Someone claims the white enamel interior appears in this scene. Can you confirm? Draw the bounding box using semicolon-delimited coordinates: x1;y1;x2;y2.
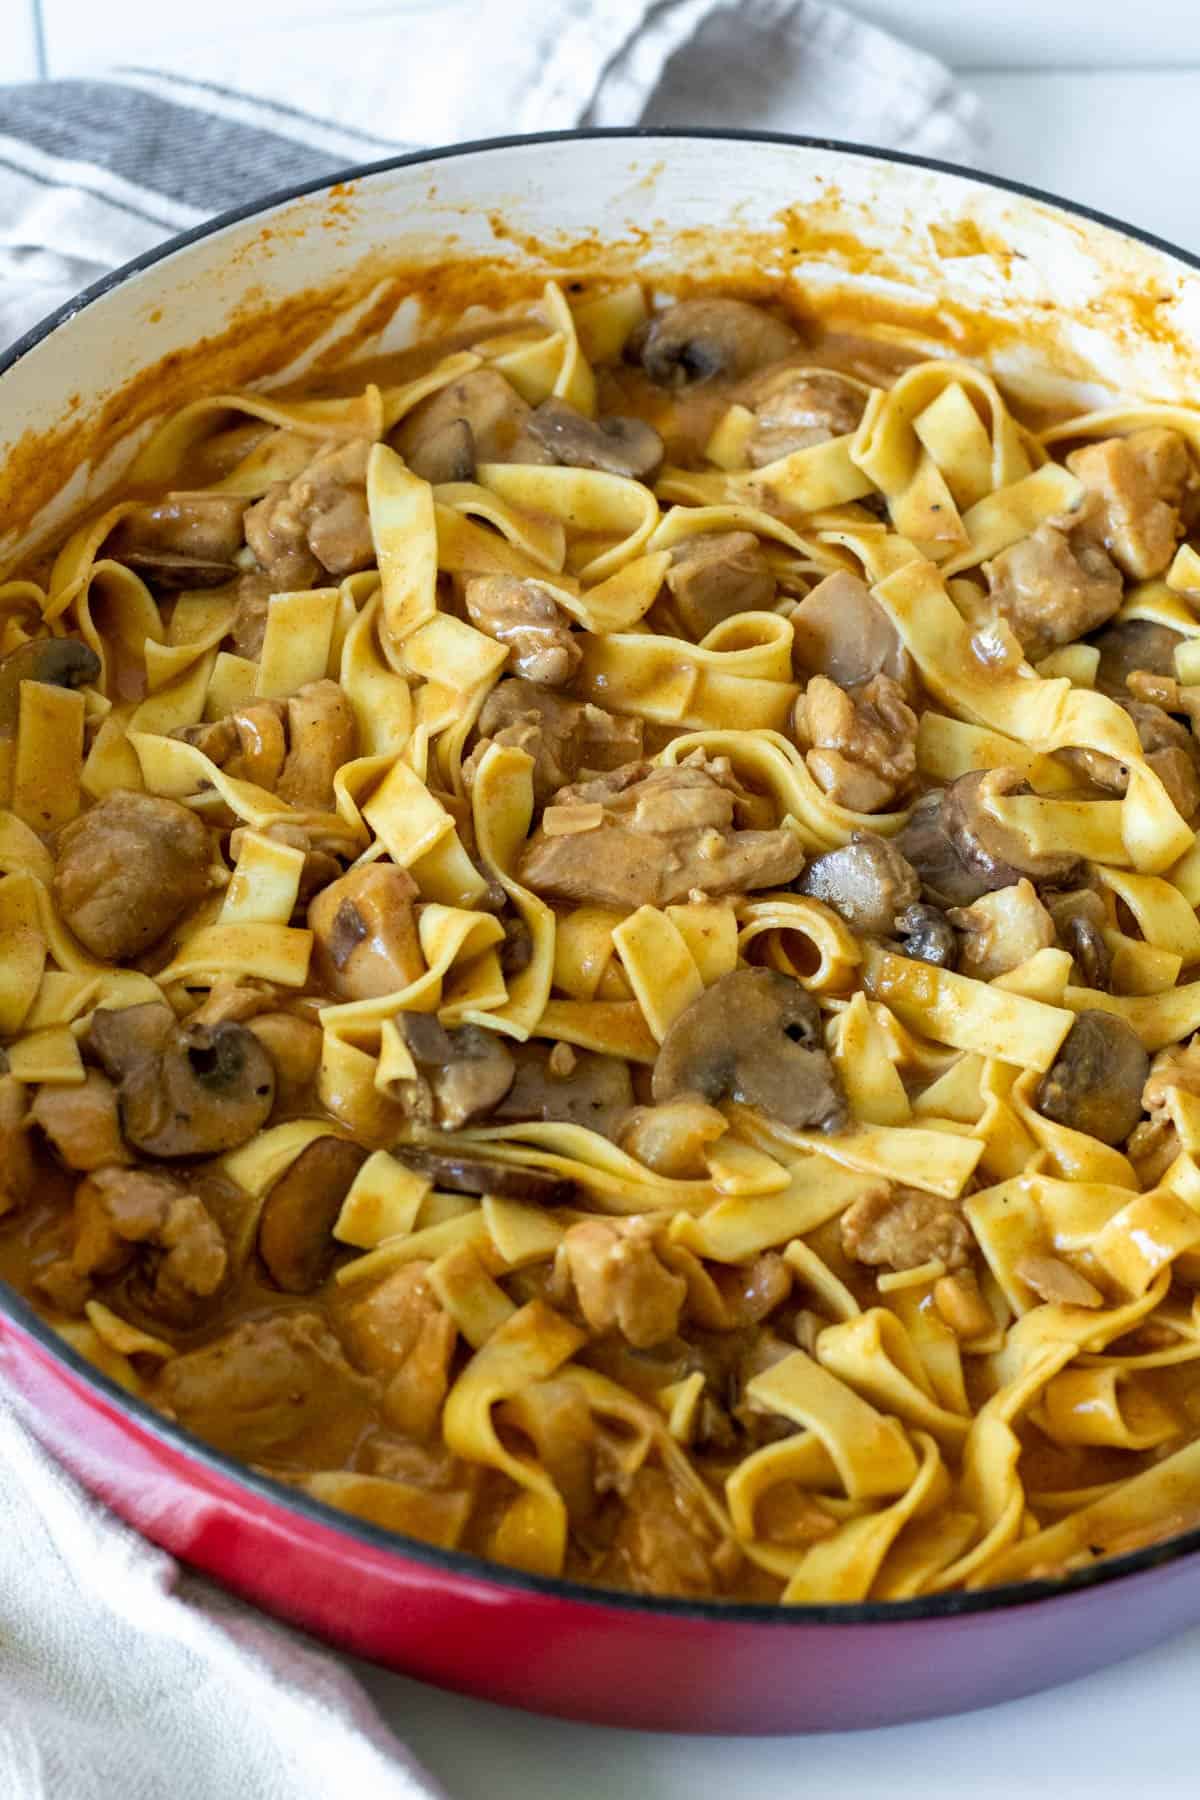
3;134;1200;565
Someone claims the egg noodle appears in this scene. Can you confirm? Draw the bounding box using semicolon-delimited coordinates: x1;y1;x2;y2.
4;276;1200;1602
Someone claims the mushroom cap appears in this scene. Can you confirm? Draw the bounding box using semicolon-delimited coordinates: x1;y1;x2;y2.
1091;618;1183;695
90;1002;276;1158
1036;1010;1149;1146
527;398;663;480
796;834;919;937
944;768;1081;894
652;966;846;1132
257;1136;368;1293
0;635;100;734
637;299;800;387
893;903;959;969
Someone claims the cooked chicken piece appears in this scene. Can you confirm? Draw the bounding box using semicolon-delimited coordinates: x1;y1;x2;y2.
106;492;246;587
1067;428;1194;580
949;878;1056;980
561;1216;687;1349
339;1261;457;1438
983;523;1123;662
154;1312;375;1463
244;438;374;587
394;368;553;470
465;678;643;807
391;1014;515;1130
795;672;917;813
71;1165;227;1319
178;678;357;812
518;758;803;910
1144;1034;1200;1111
53;790;212;961
30;1070;131;1171
663;531;775;639
0;1076;35;1218
463;575;581;686
742;367;867;466
790;571;913;692
1015;1252;1103;1309
608;1467;730;1598
841;1184;972;1273
244;1012;323;1106
495;1044;634;1138
309;862;423;1001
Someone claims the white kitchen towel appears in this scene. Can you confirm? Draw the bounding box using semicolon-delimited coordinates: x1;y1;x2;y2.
0;6;981;1797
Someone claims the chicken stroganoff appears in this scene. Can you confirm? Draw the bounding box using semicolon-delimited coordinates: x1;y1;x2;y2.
6;279;1200;1604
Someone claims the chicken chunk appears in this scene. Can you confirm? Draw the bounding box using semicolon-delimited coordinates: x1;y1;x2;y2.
463;575;581;686
1067;428;1194;581
795;673;917;813
608;1467;728;1598
154;1312;374;1464
743;367;867;466
390;1014;515;1130
841;1183;972;1273
663;531;775;639
0;1076;35;1218
560;1216;686;1349
495;1044;634;1139
518;758;804;910
53;790;212;961
178;678;357;812
30;1070;131;1171
244;438;374;587
339;1261;457;1439
790;571;913;692
71;1165;228;1318
465;678;643;807
1144;1034;1200;1112
949;878;1056;980
984;523;1123;662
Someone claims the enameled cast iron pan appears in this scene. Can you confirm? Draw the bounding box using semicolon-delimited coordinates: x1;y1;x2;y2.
4;132;1200;1734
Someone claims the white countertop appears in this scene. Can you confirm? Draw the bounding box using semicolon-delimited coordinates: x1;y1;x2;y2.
4;5;1200;1795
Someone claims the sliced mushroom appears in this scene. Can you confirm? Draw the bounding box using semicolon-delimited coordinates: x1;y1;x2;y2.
791;571;912;692
495;1045;634;1138
257;1137;368;1292
637;298;799;387
1091;618;1184;695
392;369;553;468
795;834;919;937
897;769;1081;910
308;864;424;1001
1036;1010;1149;1145
663;531;775;639
106;493;246;588
276;680;359;811
53;790;212;962
526;398;663;480
892;903;959;969
652;967;846;1132
0;636;101;735
89;1001;276;1157
1048;891;1112;992
394;1015;515;1131
392;1147;577;1206
743;367;868;466
69;1164;228;1321
406;417;476;485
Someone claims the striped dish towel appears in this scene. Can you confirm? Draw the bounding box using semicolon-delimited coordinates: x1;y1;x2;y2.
0;5;981;1798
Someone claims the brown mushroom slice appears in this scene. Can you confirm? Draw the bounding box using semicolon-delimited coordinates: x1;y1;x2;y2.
392;369;553;468
53;789;212;962
407;417;476;485
392;1148;577;1206
257;1137;368;1293
1091;618;1184;696
652;967;846;1132
395;1015;516;1131
526;398;663;480
118;551;240;589
637;298;800;387
897;770;1080;911
892;903;959;969
790;571;912;691
0;636;101;735
89;1001;276;1158
1036;1011;1149;1146
495;1045;634;1139
308;864;424;1002
795;834;919;937
108;492;247;563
